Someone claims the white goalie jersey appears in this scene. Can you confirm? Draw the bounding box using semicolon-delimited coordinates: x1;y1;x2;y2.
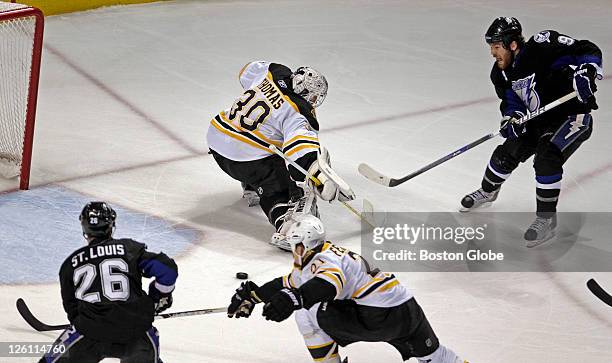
283;242;413;308
207;61;321;162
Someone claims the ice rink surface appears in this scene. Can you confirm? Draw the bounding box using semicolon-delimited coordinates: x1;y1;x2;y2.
1;0;612;361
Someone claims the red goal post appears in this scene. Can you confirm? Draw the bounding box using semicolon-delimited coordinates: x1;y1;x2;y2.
0;2;43;190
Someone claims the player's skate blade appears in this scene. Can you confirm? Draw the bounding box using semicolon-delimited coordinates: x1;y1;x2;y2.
524;215;556;248
459;188;499;212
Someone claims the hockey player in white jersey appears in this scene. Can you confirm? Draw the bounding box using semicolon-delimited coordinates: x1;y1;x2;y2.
207;61;352;250
227;215;467;363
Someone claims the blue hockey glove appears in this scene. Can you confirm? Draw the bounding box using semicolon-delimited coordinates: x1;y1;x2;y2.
500;111;526;139
573;63;599;110
262;288;302;322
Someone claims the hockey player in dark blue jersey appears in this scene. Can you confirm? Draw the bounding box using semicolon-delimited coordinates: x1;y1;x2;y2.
40;202;178;363
461;17;602;247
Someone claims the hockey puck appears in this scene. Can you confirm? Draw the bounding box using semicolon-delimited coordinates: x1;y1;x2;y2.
236;272;248;280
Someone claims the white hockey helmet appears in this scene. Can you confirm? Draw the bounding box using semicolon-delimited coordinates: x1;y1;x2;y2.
286;214;326;263
291;66;328;108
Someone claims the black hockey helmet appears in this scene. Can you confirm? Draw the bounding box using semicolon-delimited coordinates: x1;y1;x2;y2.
80;201;116;241
485;17;524;48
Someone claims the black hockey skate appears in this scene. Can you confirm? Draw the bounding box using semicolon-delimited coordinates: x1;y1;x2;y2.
524;214;557;248
460;188;499;212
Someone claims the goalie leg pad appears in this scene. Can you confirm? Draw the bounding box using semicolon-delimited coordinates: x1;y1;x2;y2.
269;186;319;251
277;185;319;233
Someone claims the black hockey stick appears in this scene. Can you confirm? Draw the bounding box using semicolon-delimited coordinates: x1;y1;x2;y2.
358;92;577;187
16;298;70;331
587;278;612;308
16;298;227;332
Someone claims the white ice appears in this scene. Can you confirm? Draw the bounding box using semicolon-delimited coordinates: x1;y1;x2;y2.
1;0;612;362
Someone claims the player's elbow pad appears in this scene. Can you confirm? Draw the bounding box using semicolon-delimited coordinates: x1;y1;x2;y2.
299;278;337;309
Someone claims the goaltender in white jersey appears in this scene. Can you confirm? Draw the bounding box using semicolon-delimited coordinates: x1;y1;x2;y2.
207;61;320;162
227;215;468;363
206;61;353;250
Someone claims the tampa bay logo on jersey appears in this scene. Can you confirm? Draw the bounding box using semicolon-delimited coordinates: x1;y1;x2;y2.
533;31;551;43
512;73;540;113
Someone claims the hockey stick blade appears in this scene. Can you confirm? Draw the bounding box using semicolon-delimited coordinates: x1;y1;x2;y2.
361;199;378;228
358;163;393;187
16;298;70;332
362;199;387;227
587;278;612;308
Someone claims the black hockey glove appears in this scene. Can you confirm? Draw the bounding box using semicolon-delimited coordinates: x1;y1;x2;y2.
148;281;173;314
500;111;526;139
228;281;261;318
573;63;599;110
262;288;303;322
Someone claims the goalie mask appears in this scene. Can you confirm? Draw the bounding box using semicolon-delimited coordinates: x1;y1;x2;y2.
80;201;116;241
291;66;328;108
286;214;326;266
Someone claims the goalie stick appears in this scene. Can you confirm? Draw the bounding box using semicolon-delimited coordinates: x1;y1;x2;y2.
586;279;612;308
234;114;382;227
269;144;380;228
16;298;226;332
358;92;577;187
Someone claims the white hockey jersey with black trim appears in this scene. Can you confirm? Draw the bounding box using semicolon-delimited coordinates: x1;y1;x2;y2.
207;61;320;162
283;242;413;308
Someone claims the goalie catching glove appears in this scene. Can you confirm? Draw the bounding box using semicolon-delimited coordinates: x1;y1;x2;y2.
307;147;355;202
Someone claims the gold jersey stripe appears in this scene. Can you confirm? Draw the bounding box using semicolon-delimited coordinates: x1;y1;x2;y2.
314;354;339;362
377;279;399;292
351;277;383;299
210;118;273;154
282;274;296;288
238;62;252;81
354;275;396;300
286;143;320;157
283;94;300;113
307;341;334;350
318;267;346;286
283;134;319;146
351;272;394;299
219;111;282;147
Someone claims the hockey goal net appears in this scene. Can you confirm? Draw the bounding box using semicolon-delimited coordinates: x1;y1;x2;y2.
0;2;43;190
